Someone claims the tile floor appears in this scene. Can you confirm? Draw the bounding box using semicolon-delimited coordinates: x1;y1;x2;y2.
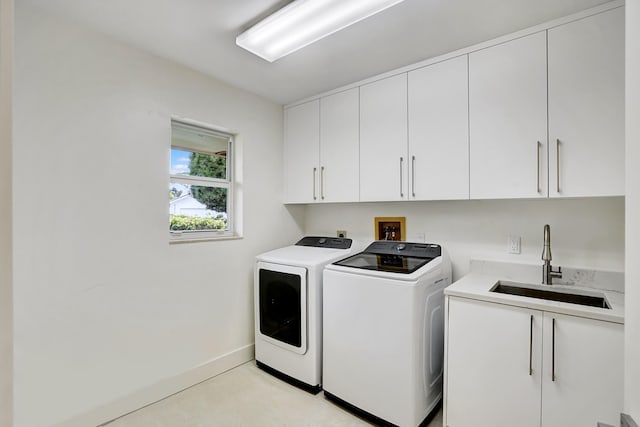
104;361;444;426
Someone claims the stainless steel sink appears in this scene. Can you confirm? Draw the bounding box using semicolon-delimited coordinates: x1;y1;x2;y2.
490;281;610;309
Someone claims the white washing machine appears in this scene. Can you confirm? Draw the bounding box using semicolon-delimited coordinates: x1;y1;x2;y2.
254;236;356;393
322;241;452;426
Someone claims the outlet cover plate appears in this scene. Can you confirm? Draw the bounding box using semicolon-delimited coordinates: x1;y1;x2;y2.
508;235;521;254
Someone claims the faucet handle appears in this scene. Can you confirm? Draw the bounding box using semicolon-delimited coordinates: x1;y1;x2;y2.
542;224;552;261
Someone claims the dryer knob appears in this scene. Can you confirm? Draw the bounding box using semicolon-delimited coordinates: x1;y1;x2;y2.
396;244;406;251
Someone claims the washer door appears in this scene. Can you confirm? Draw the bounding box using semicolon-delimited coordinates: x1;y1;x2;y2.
256;261;307;354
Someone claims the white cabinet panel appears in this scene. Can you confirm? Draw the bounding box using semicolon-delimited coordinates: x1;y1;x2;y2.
469;31;548;199
548;7;625;197
284;7;623;204
541;313;623;427
445;296;624;427
359;74;408;202
320;88;359;202
446;297;542;427
408;55;469;200
284;100;319;203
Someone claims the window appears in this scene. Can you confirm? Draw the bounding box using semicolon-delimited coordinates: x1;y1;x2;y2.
169;119;234;241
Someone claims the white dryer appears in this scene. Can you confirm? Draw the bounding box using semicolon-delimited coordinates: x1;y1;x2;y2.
322;241;452;426
254;236;355;393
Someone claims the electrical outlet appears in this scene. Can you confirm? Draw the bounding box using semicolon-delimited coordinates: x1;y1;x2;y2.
508;235;521;254
337;230;347;238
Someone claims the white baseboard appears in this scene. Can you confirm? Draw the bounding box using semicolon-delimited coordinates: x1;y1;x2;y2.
56;344;255;427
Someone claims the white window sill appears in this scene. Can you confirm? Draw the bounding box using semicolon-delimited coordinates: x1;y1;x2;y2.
169;234;243;244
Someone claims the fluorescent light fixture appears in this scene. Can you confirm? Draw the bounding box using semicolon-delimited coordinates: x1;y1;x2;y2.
236;0;407;62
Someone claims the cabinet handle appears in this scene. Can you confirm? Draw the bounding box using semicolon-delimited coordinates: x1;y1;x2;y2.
556;139;561;194
552;317;556;381
400;157;404;198
313;167;317;200
529;315;534;376
320;166;325;200
411;155;416;198
536;141;541;194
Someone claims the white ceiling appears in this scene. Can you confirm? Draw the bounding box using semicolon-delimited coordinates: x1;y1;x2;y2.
22;0;610;105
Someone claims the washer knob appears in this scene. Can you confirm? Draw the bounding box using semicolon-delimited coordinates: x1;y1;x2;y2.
396;243;406;251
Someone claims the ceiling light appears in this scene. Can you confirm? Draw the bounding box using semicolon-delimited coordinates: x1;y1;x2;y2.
236;0;407;62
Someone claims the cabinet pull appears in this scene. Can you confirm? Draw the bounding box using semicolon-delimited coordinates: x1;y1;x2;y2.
400;157;404;198
529;315;534;376
411;155;416;198
320;166;325;200
313;167;317;200
556;139;561;194
552;317;556;381
536;141;541;193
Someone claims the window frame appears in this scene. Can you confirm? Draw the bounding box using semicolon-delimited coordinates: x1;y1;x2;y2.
169;118;236;242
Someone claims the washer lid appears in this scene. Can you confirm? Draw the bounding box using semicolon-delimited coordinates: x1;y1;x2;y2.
331;242;441;274
257;244;353;266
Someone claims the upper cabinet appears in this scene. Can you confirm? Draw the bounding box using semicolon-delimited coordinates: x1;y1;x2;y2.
283;4;625;204
284;89;360;203
408;55;469;200
548;7;625;197
360;57;470;202
469;32;548;199
360;74;408;202
284;100;319;203
319;88;360;203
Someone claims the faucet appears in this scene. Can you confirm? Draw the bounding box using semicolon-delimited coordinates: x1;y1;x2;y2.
542;224;562;285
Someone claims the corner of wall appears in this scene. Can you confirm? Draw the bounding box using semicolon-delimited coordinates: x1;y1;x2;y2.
0;0;14;425
625;0;640;420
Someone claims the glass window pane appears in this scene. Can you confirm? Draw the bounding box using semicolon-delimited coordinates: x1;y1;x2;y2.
169;182;228;231
170;149;227;179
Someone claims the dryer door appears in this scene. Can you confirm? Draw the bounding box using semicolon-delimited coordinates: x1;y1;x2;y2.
256;261;308;354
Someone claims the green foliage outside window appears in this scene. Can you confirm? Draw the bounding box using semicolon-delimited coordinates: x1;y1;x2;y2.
170;214;227;231
189;152;227;212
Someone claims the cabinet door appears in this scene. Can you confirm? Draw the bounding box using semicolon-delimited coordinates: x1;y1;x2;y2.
541;313;623;427
284;100;320;203
445;297;542;427
360;73;408;202
320;88;359;202
469;32;548;199
548;8;624;197
408;55;469;200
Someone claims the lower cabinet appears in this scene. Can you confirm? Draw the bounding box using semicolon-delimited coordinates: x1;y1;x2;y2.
445;296;623;427
540;312;624;427
445;298;542;427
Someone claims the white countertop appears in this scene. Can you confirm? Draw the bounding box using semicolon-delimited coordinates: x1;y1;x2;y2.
444;260;624;324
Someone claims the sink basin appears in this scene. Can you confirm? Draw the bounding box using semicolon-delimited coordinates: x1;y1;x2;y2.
490;281;610;309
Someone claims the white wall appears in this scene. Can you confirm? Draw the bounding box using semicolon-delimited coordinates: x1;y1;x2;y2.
625;0;640;420
305;198;624;281
0;0;13;425
13;5;304;426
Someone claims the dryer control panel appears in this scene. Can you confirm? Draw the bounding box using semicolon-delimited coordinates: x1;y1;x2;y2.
295;236;352;249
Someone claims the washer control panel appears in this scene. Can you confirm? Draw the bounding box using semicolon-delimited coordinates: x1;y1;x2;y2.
365;241;441;258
